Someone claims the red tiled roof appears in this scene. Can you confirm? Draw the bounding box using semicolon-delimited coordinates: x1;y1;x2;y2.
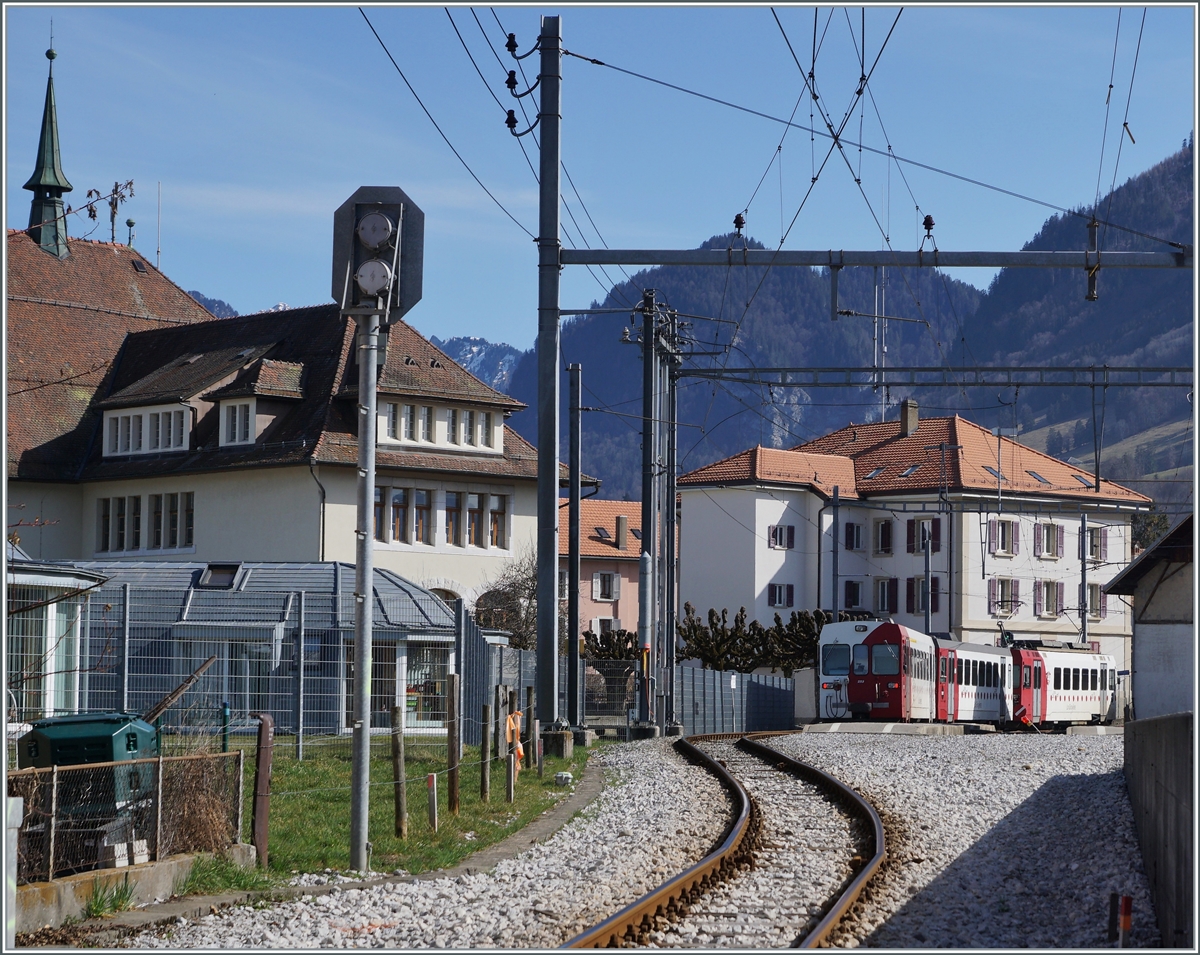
678;445;858;499
789;415;1149;504
206;359;305;400
7;231;218;480
557;499;645;558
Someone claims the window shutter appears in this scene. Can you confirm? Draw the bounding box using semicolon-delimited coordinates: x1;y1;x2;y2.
1056;524;1064;557
613;618;622;631
1056;581;1065;617
987;578;997;614
787;525;795;549
1011;521;1020;555
592;573;601;601
907;519;916;553
767;584;776;606
1079;531;1085;560
590;618;600;634
988;519;997;554
931;517;942;553
612;574;621;600
767;525;776;549
887;578;899;614
1100;527;1108;560
1011;579;1020;614
844;580;854;608
906;578;915;614
786;584;794;608
1033;523;1042;557
1033;580;1043;616
930;576;940;614
845;523;855;550
1100;593;1108;619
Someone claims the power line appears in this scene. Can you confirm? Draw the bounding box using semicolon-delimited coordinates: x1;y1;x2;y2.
358;7;534;239
1093;9;1123;214
1100;7;1148;254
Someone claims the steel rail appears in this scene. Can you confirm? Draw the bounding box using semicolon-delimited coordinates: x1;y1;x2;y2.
562;730;885;949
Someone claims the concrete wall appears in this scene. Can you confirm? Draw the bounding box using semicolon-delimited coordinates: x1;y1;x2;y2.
1124;712;1193;949
6;482;84;559
1132;623;1194;721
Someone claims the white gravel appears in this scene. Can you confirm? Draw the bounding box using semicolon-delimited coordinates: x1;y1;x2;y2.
124;739;731;949
645;740;860;948
769;731;1159;948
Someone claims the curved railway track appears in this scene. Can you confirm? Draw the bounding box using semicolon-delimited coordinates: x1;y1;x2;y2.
564;731;885;949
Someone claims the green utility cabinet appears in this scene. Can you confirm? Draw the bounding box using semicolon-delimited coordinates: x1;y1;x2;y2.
18;713;158;769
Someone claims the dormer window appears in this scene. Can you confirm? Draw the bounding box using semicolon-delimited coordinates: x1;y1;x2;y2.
448;408;460;445
481;412;493;448
103;406;187;456
221;399;254;446
464;410;476;446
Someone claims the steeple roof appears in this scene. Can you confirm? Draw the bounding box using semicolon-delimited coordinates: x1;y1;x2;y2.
23;49;73;194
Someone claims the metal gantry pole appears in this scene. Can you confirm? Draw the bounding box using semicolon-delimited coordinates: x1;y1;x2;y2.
350;305;380;874
664;339;679;728
923;527;933;636
568;363;582;727
638;290;657;724
535;15;562;727
1080;512;1089;648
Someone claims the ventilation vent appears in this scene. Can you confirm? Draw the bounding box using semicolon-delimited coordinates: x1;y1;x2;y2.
196;563;241;589
404;356;417;366
430;358;442;368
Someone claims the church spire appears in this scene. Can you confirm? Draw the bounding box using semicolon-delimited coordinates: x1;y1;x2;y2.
24;47;73;259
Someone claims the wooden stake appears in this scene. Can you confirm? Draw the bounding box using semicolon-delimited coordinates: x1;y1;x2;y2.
447;674;460;815
480;703;491;802
535;721;543;777
427;773;438;833
524;686;535;769
506;753;515;803
250;714;274;870
391;705;407;839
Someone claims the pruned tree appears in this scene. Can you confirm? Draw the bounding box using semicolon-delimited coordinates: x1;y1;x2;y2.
582;628;639;661
474;548;538;650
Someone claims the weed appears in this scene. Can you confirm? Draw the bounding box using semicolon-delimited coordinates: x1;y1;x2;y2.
177;855;274;897
83;874;134;919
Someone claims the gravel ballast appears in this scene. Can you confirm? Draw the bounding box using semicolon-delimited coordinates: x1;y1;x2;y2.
769;731;1158;948
124;739;731;949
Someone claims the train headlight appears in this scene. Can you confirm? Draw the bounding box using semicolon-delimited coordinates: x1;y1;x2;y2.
887;682;899;689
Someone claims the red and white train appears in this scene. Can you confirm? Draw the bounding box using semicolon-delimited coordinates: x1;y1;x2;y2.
818;619;1117;729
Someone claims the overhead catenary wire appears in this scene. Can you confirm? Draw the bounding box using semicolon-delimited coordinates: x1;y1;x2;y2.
1099;7;1148;254
1093;9;1123;215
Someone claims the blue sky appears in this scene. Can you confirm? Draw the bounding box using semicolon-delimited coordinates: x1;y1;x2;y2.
5;5;1195;350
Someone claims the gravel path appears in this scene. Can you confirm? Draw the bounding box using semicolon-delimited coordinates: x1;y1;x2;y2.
645;740;862;948
125;739;731;950
769;732;1158;948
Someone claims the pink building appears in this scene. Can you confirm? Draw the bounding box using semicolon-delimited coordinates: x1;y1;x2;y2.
558;499;643;637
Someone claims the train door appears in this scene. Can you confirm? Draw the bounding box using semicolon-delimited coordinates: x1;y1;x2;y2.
1032;659;1043;722
936;649;950;721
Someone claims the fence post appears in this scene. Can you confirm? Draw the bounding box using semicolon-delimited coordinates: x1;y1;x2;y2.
250;714;274;869
493;684;504;760
6;797;22;950
47;766;58;881
154;754;164;861
480;703;491;802
296;591;305;761
506;752;515;803
447;674;460;816
121;582;131;713
222;701;230;754
534;720;543;777
235;749;245;843
391;705;407;839
427;774;438;833
524;686;535;770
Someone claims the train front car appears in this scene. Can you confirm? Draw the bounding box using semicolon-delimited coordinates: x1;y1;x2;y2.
1013;646;1118;729
845;623;937;721
818;620;886;720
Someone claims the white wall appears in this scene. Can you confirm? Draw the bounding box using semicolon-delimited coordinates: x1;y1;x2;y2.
1132;623;1194;719
6;482;84;559
679;487;758;620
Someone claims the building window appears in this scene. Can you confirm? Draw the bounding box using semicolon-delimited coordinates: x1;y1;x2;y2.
558;569;568;601
767;583;794;608
1034;579;1063;617
1084;526;1108;562
391;488;409;543
843;579;864;609
421;406;434;441
594;572;617;601
490;496;507;548
167;493;180;548
876;578;898;613
114;497;127;551
1035;522;1063;559
182;492;194;547
120;415;131;452
905;576;941;614
987;518;1019;556
97;499;111;552
1085;582;1108;619
464;410;475;446
873;520;893;555
150;495;163;549
224;402;252;444
414;490;432;544
445;492;462;546
374;487;386;541
467;494;485;547
132;415;143;451
767;524;794;549
907;517;942;553
448;408;459;445
108;417;119;453
843;522;863;551
403;405;417;441
129;496;141;550
481;412;493;448
988;577;1018;616
385;403;399;439
149;413;160;449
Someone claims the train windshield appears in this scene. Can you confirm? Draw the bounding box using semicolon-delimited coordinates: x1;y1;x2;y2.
822;644;850;676
871;644;901;675
852;644;869;675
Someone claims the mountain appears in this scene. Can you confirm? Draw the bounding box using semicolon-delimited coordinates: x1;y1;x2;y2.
430;335;522;393
499;141;1192;504
187;291;239;318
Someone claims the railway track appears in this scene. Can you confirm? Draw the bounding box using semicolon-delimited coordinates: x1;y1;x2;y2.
564;732;885;949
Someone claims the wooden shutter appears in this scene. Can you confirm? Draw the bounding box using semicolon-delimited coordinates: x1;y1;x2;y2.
767;525;777;549
930;576;940;613
589;618;600;634
1100;592;1108;618
931;518;942;553
591;573;601;601
612;574;621;600
613;618;622;630
767;584;777;606
1011;521;1020;555
786;525;795;549
1011;579;1020;614
987;578;997;614
1100;527;1109;560
887;578;899;614
988;519;998;554
844;580;855;609
1033;580;1043;616
1056;524;1064;557
1056;581;1065;617
845;523;855;550
1033;523;1042;557
907;519;916;553
786;584;794;608
906;578;915;614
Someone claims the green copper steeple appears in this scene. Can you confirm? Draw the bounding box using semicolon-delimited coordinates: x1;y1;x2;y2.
24;48;73;259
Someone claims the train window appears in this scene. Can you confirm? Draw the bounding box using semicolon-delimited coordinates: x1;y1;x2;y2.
1053;667;1061;690
1000;664;1005;688
1022;665;1031;688
972;659;979;686
1091;669;1098;691
1071;668;1080;691
956;659;962;684
1110;670;1116;691
1101;668;1107;691
939;657;947;684
872;644;901;675
852;644;869;675
1034;664;1042;689
823;644;851;676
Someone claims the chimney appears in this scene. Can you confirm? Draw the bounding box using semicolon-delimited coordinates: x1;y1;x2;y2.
900;398;919;437
615;514;628;551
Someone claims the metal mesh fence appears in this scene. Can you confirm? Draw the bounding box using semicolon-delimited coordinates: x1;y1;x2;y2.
6;751;241;884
